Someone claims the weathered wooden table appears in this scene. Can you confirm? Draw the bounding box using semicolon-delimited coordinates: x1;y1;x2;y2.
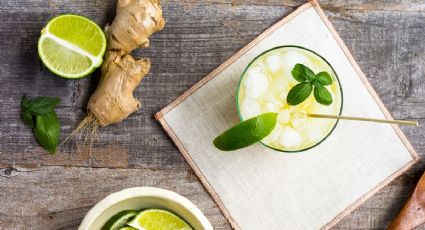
1;0;425;229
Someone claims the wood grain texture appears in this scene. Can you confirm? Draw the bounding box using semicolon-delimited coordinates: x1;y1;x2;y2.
0;166;229;229
0;0;424;229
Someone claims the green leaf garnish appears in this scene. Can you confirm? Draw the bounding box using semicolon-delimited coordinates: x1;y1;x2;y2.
286;63;334;106
314;85;333;105
21;110;34;128
27;96;60;115
33;111;60;154
315;72;333;85
21;95;61;154
287;82;313;105
291;64;307;82
291;63;315;82
21;96;35;127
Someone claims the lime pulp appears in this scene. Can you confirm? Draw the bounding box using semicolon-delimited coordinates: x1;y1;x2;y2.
127;209;193;230
38;14;106;79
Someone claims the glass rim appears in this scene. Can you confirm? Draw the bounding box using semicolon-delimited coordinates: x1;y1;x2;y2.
236;45;344;153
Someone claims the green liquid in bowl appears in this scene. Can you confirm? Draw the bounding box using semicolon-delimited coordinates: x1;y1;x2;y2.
237;46;343;152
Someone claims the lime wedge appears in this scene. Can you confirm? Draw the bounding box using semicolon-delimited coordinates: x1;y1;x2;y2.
38;14;106;79
102;210;139;230
127;209;192;230
118;227;137;230
214;112;277;151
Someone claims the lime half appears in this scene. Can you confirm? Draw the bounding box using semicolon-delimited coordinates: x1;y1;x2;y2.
213;112;277;151
102;210;139;230
38;14;106;79
127;209;193;230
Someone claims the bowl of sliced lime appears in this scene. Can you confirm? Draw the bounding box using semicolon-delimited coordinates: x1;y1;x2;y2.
79;187;213;230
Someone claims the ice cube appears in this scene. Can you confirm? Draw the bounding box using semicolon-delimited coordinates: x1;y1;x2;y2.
270;73;289;98
278;127;302;148
263;102;280;112
304;119;326;143
244;73;270;99
304;119;328;143
292;118;306;131
265;54;281;73
282;51;309;85
282;51;309;69
278;90;289;102
264;124;284;144
290;110;307;131
260;92;283;112
241;98;261;119
262;92;279;103
248;64;264;75
277;109;290;124
308;97;334;114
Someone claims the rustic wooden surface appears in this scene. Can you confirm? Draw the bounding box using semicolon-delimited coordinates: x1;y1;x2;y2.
1;0;425;229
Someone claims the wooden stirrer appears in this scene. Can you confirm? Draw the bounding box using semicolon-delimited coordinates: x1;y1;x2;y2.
307;113;418;126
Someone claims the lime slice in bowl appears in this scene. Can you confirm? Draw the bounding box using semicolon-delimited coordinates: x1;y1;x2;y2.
38;14;106;79
127;209;193;230
101;210;139;230
213;112;277;151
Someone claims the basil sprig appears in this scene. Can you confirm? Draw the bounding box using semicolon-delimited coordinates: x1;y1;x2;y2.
286;63;333;106
21;96;61;154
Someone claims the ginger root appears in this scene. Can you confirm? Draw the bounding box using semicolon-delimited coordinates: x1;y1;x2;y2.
83;0;165;127
88;52;150;126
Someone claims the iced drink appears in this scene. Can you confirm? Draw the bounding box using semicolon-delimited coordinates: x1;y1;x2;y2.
237;46;342;152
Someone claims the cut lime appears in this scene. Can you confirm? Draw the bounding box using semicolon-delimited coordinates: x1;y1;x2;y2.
38;14;106;79
127;209;193;230
214;112;277;151
102;210;139;230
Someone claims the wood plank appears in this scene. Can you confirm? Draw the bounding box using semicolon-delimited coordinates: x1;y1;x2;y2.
0;166;230;229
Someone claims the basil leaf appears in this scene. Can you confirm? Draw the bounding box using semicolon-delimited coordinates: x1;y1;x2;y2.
29;96;60;115
291;63;316;82
33;111;60;154
311;79;322;88
21;95;62;154
21;95;30;110
22;110;35;128
286;82;313;105
291;64;307;82
314;85;333;105
316;72;333;85
21;96;34;127
304;66;316;81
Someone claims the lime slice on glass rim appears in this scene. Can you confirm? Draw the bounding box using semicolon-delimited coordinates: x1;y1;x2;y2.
101;210;139;230
213;112;277;151
127;209;193;230
38;14;106;79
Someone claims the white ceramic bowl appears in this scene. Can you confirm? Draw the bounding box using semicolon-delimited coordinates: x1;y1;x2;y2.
79;187;213;230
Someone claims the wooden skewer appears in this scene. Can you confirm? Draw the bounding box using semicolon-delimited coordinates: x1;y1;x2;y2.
307;113;418;126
